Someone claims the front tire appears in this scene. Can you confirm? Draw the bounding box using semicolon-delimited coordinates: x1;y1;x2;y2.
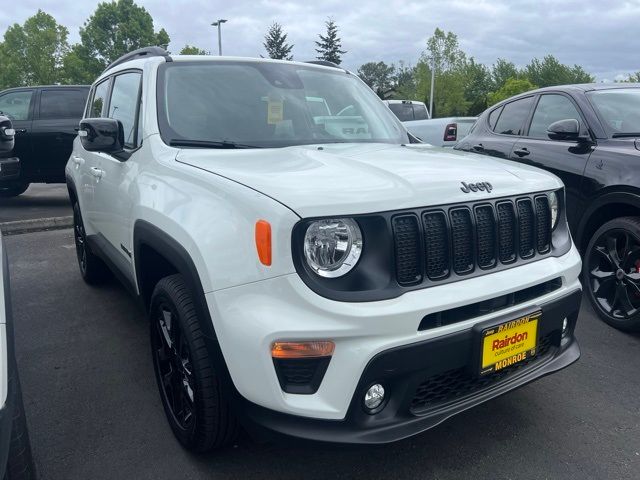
72;202;109;284
0;183;29;198
583;216;640;331
150;274;238;452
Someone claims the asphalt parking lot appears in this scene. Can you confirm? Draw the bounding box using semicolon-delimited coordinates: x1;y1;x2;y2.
0;184;71;223
4;228;640;480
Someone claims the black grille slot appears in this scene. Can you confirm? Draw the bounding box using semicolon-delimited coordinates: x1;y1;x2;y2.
450;208;474;274
410;335;554;413
423;212;449;280
273;357;331;394
393;215;422;285
496;202;516;263
535;196;552;253
517;199;535;258
475;205;497;269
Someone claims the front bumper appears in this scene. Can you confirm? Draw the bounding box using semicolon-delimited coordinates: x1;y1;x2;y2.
0;158;20;181
238;288;581;444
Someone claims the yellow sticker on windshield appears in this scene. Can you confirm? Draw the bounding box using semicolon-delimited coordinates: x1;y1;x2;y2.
267;99;284;124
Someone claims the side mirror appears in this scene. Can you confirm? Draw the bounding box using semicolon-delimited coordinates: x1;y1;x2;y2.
79;118;125;156
0;115;15;154
547;118;580;141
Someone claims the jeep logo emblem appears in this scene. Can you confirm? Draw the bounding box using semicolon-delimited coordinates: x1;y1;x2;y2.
460;181;493;193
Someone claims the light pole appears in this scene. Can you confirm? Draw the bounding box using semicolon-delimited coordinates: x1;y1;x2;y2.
428;56;435;119
211;19;227;56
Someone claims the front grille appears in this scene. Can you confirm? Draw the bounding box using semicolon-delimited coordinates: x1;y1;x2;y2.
410;335;553;413
393;195;553;287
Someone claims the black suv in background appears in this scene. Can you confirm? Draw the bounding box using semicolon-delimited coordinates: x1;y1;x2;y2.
456;83;640;332
0;85;89;197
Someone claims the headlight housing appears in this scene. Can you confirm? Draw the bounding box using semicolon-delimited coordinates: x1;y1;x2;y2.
303;218;363;277
548;190;560;230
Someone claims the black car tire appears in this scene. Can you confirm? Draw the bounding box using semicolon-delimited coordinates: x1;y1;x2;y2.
3;377;36;480
583;216;640;331
150;274;238;452
72;202;109;285
0;183;29;198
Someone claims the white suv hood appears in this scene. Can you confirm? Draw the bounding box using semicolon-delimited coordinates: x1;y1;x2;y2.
176;143;562;218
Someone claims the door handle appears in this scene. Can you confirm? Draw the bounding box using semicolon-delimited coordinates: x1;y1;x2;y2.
472;143;484;152
89;167;104;178
14;128;27;134
72;156;85;166
513;148;530;157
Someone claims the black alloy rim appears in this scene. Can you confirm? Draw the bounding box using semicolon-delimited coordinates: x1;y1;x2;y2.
73;207;87;273
152;302;196;431
588;228;640;320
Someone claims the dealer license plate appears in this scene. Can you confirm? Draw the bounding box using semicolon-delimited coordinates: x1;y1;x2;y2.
480;311;540;376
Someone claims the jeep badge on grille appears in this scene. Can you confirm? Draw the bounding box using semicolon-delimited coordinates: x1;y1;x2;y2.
461;181;493;193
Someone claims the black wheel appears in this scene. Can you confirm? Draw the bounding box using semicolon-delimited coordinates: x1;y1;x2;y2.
73;202;109;284
583;216;640;331
0;183;29;198
150;274;238;452
3;376;36;480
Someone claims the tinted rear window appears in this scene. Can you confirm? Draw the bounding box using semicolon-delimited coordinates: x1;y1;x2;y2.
39;89;88;120
494;97;534;135
413;104;428;120
388;103;414;122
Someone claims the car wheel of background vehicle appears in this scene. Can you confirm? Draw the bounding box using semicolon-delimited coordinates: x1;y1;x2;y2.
0;183;29;198
583;216;640;331
3;377;36;480
72;202;109;284
150;274;238;452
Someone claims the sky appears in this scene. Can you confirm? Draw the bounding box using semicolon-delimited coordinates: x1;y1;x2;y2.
2;0;639;82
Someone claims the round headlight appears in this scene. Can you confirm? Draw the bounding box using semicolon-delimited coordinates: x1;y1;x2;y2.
303;218;363;278
548;191;559;230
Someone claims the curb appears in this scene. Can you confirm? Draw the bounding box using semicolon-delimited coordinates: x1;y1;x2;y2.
0;216;73;235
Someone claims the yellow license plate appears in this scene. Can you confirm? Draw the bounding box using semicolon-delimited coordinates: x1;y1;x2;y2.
480;311;540;376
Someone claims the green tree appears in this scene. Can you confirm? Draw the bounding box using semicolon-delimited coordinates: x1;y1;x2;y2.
617;72;640;83
487;77;538;106
393;62;417;99
263;22;293;60
179;45;208;55
315;19;346;65
462;58;492;115
0;10;69;89
524;55;594;87
424;28;466;72
66;0;170;83
491;58;520;89
357;61;396;98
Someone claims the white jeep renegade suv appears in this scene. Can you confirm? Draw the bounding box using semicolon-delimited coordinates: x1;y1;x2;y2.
66;47;583;451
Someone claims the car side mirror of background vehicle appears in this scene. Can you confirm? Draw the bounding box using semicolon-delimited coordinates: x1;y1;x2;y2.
0;115;15;154
546;118;582;141
78;118;130;161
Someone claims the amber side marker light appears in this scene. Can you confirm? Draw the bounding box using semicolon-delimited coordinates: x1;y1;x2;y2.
271;341;335;359
255;220;272;266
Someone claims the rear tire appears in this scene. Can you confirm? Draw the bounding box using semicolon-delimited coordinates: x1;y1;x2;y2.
73;202;109;285
150;274;238;452
583;216;640;331
0;183;29;198
3;377;36;480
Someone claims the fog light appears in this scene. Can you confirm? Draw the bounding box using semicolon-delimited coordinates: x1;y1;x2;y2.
562;317;569;337
364;384;385;411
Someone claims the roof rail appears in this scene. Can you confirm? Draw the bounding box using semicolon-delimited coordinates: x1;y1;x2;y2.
104;46;172;74
305;60;341;69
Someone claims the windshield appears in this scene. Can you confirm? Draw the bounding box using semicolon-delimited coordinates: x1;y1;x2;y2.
157;61;408;148
587;88;640;136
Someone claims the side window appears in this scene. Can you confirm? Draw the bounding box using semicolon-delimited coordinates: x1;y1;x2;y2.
388;103;414;122
0;90;33;121
413;105;428;120
107;71;142;149
88;80;110;118
528;94;581;139
493;97;534;136
488;106;503;130
39;89;89;120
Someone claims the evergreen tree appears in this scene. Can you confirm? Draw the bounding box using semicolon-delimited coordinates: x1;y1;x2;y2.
315;19;346;65
263;22;293;60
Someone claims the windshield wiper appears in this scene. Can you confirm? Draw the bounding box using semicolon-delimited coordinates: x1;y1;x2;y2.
169;139;262;149
611;133;640;138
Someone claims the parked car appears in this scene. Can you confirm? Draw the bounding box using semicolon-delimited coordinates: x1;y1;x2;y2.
0;85;89;197
0;116;36;479
67;47;582;452
455;83;640;331
383;100;430;121
405;117;477;147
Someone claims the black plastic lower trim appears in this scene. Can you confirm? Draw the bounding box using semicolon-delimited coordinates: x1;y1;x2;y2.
238;288;582;444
